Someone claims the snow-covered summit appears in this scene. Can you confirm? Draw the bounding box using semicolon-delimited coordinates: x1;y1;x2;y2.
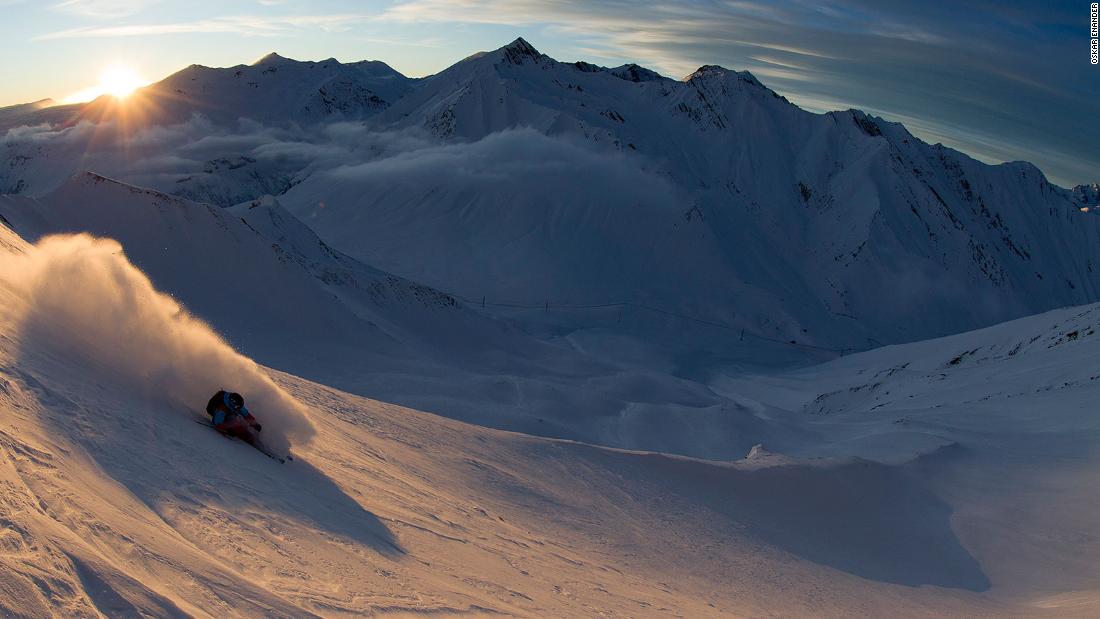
252;51;293;66
498;36;544;65
607;63;665;83
20;54;413;129
684;64;765;88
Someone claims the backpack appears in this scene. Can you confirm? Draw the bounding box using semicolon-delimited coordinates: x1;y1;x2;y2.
205;390;227;419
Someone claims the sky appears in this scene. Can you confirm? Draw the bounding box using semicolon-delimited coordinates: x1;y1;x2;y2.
0;0;1096;188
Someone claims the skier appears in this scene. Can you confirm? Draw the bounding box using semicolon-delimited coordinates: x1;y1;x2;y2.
205;390;263;445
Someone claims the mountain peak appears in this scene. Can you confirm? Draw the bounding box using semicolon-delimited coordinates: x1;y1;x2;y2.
685;65;731;81
503;37;538;54
499;37;542;64
254;52;291;66
609;63;665;83
684;65;763;88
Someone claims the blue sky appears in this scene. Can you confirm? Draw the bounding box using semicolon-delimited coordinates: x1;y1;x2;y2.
0;0;1096;187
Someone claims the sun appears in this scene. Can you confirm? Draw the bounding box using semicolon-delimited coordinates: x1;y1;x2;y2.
98;65;146;99
63;64;150;103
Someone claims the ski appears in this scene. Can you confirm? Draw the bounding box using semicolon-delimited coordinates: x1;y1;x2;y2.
194;419;289;463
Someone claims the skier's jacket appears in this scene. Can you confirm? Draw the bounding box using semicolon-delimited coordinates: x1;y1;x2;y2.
205;390;256;427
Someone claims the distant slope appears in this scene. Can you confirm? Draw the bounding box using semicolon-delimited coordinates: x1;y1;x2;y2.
0;173;402;361
0;98;55;125
0;174;790;460
708;301;1100;611
717;300;1100;461
0;172;551;402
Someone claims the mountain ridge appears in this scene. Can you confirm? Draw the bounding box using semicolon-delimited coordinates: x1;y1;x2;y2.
281;38;1100;347
3;38;1099;350
3;37;1093;190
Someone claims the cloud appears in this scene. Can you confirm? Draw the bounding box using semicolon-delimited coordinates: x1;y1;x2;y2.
0;121;96;144
51;0;161;19
326;127;661;188
303;127;687;302
0;233;315;452
35;12;373;40
0;116;439;202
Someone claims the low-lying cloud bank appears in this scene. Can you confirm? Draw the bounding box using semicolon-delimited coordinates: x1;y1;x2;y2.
0;115;671;211
0;117;439;202
0;233;315;452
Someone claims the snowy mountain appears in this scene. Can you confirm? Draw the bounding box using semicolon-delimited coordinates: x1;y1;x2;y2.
3;39;1097;350
3;36;1100;617
282;38;1100;348
19;53;412;130
0;54;412;204
0;98;54;125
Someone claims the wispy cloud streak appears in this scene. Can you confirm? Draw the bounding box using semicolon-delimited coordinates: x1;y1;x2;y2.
36;13;373;41
51;0;162;19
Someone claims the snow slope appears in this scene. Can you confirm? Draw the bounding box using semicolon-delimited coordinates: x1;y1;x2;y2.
710;302;1100;613
0;99;54;126
2;212;1100;616
0;173;403;363
1;174;819;461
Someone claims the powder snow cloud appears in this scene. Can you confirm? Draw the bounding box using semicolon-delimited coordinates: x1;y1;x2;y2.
0;233;316;452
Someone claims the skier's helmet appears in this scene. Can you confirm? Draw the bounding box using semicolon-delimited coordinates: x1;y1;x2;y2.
227;392;244;411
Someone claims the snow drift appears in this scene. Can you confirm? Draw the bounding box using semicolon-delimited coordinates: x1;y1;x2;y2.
0;233;314;452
